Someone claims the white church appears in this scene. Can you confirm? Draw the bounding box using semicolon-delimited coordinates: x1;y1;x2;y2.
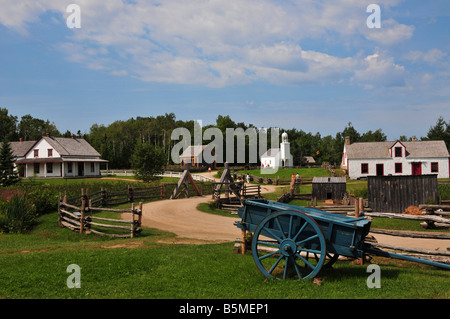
260;132;293;169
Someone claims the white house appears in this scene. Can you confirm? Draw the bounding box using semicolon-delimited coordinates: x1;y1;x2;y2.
261;132;293;169
341;137;450;179
9;134;108;178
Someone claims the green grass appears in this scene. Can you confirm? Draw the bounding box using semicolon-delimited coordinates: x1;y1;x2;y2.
236;167;331;179
0;182;449;299
0;211;448;299
196;202;237;218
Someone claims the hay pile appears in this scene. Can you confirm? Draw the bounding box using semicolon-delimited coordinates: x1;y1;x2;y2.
402;205;424;215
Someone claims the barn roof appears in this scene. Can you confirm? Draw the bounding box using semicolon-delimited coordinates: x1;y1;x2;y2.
180;145;209;158
346;140;449;159
312;177;346;183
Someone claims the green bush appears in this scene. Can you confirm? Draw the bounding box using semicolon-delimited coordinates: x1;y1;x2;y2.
438;184;450;201
0;195;37;233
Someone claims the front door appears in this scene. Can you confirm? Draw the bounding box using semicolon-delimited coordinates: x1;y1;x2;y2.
412;162;422;175
78;163;84;176
376;164;384;176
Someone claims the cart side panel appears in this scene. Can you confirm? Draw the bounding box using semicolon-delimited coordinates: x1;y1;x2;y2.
315;219;372;258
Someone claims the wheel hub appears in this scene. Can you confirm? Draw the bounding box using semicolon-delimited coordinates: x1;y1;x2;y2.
280;239;297;257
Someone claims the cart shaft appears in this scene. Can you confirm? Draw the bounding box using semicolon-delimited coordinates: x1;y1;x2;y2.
364;245;450;270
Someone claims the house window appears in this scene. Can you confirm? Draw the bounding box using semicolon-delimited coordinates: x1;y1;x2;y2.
395;163;402;173
34;163;40;174
48;149;53;157
34;149;39;157
91;163;95;173
431;162;439;173
47;163;53;174
68;162;73;173
361;163;369;174
395;147;402;157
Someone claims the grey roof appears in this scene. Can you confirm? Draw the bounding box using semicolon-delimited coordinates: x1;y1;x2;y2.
261;148;280;157
180;145;209;158
346;140;449;159
2;136;102;158
0;140;36;157
42;136;101;157
312;177;346;183
303;156;316;163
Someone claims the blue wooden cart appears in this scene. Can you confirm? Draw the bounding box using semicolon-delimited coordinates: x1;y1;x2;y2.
236;199;450;280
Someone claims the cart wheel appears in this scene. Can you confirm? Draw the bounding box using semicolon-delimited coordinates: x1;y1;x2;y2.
252;210;327;280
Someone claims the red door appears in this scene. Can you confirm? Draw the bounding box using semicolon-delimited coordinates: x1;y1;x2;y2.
412;162;422;175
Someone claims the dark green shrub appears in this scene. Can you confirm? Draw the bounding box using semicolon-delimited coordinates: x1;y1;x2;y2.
0;195;37;233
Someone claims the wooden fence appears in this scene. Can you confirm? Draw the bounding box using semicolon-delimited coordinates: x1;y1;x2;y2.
231;173;313;185
58;181;213;237
58;192;142;238
212;182;261;200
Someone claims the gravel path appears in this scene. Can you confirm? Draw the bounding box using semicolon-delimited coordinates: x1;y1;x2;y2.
140;171;450;251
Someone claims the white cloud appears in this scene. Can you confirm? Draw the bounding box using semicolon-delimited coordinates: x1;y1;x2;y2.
363;19;414;45
0;0;417;88
353;52;406;88
404;49;448;64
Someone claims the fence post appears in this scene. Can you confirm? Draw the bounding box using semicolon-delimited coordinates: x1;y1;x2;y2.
58;192;62;227
131;203;135;238
138;202;143;227
80;195;86;234
355;198;360;218
128;185;134;203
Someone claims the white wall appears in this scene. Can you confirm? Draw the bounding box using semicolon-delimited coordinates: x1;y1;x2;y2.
63;162;100;177
25;162;100;178
348;157;449;179
25;139;60;159
25;162;62;178
261;155;277;168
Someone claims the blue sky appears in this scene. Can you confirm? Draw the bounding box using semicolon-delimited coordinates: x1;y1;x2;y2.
0;0;449;140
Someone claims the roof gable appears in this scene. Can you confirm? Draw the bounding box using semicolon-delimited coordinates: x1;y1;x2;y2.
45;137;101;157
261;148;280;158
180;145;209;158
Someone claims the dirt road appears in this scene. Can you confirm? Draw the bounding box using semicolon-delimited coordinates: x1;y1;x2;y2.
140;171;450;251
140;179;280;243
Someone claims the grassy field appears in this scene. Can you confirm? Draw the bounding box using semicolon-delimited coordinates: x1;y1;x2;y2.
236;167;331;179
0;175;449;300
0;210;449;299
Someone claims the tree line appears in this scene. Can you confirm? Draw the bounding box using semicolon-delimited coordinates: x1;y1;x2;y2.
0;107;449;170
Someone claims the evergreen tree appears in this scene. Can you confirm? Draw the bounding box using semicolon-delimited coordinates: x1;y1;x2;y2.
0;140;20;186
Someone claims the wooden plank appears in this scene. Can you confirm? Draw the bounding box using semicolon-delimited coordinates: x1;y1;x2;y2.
370;228;450;239
89;216;133;224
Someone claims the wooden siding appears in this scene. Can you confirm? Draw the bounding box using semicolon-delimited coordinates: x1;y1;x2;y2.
368;175;439;213
312;178;347;201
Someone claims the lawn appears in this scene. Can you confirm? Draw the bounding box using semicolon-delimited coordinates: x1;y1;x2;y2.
0;178;449;300
236;167;331;179
0;211;448;300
